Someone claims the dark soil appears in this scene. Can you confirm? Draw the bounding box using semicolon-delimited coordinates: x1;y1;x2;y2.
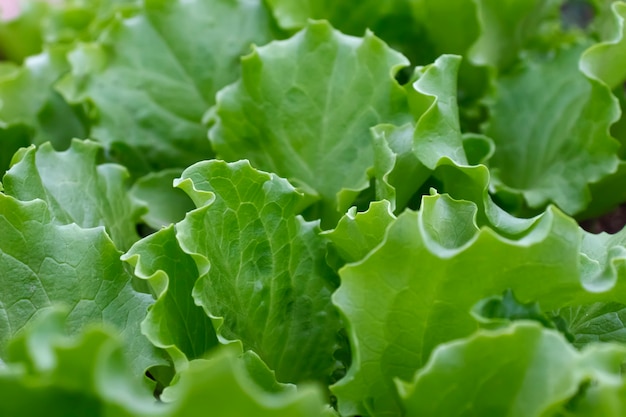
580;204;626;234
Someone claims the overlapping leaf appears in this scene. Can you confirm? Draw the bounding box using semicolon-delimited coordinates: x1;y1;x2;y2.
58;0;277;171
264;0;480;66
0;309;332;417
3;139;143;250
0;309;158;417
122;225;217;370
399;322;626;417
581;2;626;89
175;160;343;384
470;0;564;69
210;20;411;226
0;45;87;149
485;44;620;216
0;193;159;374
130;169;194;229
331;193;626;416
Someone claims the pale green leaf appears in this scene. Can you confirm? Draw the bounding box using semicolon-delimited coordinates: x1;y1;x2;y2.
3;139;144;250
210;20;411;226
399;322;626;417
57;0;277;171
331;193;626;416
324;200;395;264
581;2;626;89
122;225;217;371
175;160;343;384
485;44;620;215
410;54;467;168
163;345;335;417
0;193;161;374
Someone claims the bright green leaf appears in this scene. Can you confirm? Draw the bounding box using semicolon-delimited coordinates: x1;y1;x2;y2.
57;0;277;171
581;2;626;89
122;225;218;371
485;44;620;215
210;20;411;226
324;200;395;264
175;159;343;384
163;345;335;417
3;139;144;250
0;193;160;374
399;322;626;417
332;193;625;416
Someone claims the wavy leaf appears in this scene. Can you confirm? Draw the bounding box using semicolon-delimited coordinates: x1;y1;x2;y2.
3;139;143;250
485;44;620;215
0;193;160;374
175;160;343;384
399;322;626;417
210;20;411;225
331;193;626;416
58;0;277;171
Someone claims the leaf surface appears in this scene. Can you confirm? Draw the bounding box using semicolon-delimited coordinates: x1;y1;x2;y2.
0;46;87;149
3;140;143;250
0;193;159;374
58;0;277;170
485;45;620;215
175;160;343;384
332;193;626;416
123;225;218;370
210;20;411;225
400;322;626;417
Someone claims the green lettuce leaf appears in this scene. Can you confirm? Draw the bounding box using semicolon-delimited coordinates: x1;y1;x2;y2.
0;308;159;417
0;192;160;374
130;169;194;229
371;123;427;211
399;321;626;417
163;345;336;417
561;381;626;416
122;225;217;370
557;302;626;347
3;139;143;250
581;1;626;89
265;0;480;66
0;45;87;150
485;44;620;216
210;20;411;226
331;192;626;416
57;0;277;171
175;159;343;384
469;0;564;69
471;289;556;330
324;200;395;264
264;0;395;33
0;308;332;417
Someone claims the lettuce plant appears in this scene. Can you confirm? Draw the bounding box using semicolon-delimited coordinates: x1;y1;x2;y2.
3;0;626;416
